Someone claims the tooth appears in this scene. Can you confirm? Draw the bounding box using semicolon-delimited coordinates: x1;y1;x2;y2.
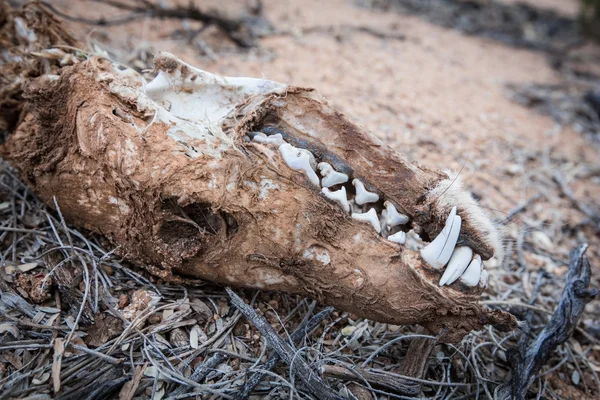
351;208;381;233
387;231;406;244
420;206;461;270
460;254;482;287
479;269;489;288
317;162;349;188
352;179;379;205
349;199;362;214
322;187;350;212
279;143;320;186
384;201;409;227
439;246;472;286
253;132;285;146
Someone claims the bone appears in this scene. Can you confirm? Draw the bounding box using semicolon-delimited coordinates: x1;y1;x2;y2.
439;246;473;286
352;179;379;205
145;70;170;94
352;208;381;233
420;206;462;270
387;231;406;244
280;143;320;186
460;255;482;287
317;162;349;188
384;201;409;227
322;187;350;213
253;132;285;146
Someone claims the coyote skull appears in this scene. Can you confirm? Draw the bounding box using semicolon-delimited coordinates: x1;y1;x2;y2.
3;52;516;342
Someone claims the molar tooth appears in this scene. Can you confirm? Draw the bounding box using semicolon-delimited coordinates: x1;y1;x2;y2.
317;162;349;188
352;208;381;233
253;132;285;146
439;246;472;286
352;179;379;205
349;199;362;214
322;187;350;213
279;143;320;186
420;206;462;270
460;254;482;287
387;231;406;244
384;201;409;226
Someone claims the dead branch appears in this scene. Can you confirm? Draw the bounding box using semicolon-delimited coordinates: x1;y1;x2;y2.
40;0;270;48
496;243;599;399
234;305;335;399
226;287;343;400
320;364;423;396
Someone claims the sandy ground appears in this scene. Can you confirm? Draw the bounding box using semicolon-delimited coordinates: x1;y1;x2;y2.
15;0;600;394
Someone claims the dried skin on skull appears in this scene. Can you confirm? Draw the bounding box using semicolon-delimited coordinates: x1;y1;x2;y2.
1;46;515;341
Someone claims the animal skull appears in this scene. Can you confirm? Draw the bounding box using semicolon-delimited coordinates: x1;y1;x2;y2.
2;51;516;342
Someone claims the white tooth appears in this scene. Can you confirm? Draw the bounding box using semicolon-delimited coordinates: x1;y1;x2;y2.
253;132;285;146
387;231;406;244
322;187;350;213
479;269;489;288
317;162;349;188
439;246;472;286
420;206;461;270
352;179;379;205
379;210;389;236
352;208;381;233
279;143;320;186
348;199;362;214
460;254;482;287
384;201;409;227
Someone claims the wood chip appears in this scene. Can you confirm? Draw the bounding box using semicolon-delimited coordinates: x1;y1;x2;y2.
119;364;145;400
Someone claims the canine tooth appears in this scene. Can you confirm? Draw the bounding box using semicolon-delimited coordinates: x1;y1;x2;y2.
322;187;350;212
387;231;406;244
279;143;320;186
460;254;482;287
352;179;379;205
317;162;349;188
253;132;285;146
420;206;461;270
384;201;409;226
439;246;472;286
352;208;381;233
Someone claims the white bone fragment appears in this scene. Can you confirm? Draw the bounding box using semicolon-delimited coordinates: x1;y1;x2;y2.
387;231;406;244
279;143;319;186
352;208;381;233
420;206;462;270
317;162;349;188
384;201;409;227
145;71;171;94
322;187;350;212
439;246;472;286
460;254;482;287
352;179;379;205
252;132;285;146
